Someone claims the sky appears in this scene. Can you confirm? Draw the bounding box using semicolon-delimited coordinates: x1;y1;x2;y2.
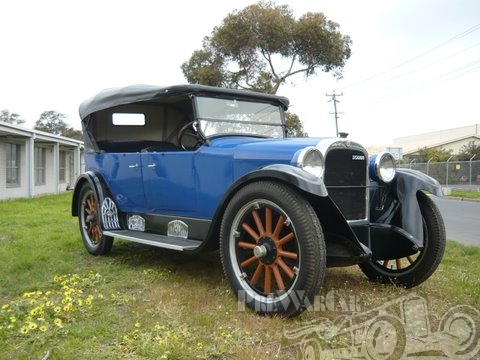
1;0;479;147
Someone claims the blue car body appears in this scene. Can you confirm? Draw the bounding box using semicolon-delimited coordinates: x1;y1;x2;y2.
72;84;446;316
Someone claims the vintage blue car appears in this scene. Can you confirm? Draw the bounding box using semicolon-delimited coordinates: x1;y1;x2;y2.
72;84;446;317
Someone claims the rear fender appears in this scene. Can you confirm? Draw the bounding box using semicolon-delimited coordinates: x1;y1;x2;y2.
71;171;109;217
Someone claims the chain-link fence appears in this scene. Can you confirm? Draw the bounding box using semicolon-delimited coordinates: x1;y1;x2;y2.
398;160;480;190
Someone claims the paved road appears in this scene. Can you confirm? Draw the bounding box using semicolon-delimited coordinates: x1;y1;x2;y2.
431;196;479;246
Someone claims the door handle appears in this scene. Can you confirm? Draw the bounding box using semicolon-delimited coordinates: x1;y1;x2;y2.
147;163;156;169
128;163;139;169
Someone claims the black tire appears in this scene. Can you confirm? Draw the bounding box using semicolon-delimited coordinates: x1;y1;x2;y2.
78;182;113;256
220;181;326;317
359;191;446;288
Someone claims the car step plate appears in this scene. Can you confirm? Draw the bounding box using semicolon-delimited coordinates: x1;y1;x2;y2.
103;230;201;251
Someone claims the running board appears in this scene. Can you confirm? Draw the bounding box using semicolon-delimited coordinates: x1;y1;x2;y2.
103;230;202;251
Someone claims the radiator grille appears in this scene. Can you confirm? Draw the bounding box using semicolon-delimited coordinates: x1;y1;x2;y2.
324;148;367;220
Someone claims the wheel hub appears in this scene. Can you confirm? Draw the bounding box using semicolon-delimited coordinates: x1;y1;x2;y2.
253;237;277;265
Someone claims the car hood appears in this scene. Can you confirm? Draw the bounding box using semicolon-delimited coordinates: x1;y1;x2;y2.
208;136;324;162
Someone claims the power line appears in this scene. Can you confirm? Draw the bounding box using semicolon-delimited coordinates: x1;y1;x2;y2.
342;22;480;90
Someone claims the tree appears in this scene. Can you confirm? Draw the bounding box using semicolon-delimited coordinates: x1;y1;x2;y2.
457;141;480;161
413;147;453;163
34;111;69;135
34;111;83;140
182;2;351;93
0;109;25;125
285;112;307;137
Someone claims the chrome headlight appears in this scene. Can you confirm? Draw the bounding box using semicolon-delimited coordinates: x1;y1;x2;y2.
295;147;324;178
369;151;396;183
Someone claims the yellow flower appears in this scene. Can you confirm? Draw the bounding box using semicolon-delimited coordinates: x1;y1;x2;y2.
54;306;62;313
28;322;37;330
134;322;141;328
20;326;29;334
54;318;63;328
40;325;48;332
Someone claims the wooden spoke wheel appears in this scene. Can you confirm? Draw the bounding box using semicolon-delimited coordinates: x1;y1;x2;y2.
220;181;326;317
78;182;113;256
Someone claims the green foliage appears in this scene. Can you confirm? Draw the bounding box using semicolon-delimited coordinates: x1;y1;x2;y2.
458;140;480;161
181;1;351;95
1;194;478;358
34;111;69;135
411;146;453;162
34;111;83;140
285;111;307;137
0;109;25;125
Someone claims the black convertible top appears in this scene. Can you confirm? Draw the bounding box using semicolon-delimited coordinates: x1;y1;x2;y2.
79;84;290;120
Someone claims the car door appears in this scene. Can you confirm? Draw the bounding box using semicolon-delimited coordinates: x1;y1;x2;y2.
96;153;146;211
141;151;197;213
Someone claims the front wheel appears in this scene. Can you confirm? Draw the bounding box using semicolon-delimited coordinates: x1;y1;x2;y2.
78;182;113;256
220;181;326;317
359;191;446;288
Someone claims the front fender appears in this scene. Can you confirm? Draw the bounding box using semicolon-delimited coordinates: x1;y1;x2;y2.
370;168;443;245
210;164;370;266
237;164;329;197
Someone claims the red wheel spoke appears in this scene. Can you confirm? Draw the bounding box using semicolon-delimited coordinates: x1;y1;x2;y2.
252;210;265;236
383;260;389;267
241;255;258;267
407;256;414;264
264;266;272;294
241;223;260;242
265;208;272;235
251;263;264;285
277;258;295;279
278;250;298;260
396;258;402;269
273;215;285;239
278;232;294;246
272;265;285;291
238;241;256;249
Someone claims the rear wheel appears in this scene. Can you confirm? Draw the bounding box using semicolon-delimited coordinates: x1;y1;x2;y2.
78;182;113;256
360;192;445;287
220;181;326;317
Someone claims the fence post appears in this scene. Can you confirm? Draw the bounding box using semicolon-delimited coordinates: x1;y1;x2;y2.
446;156;453;187
470;154;477;186
427;157;433;176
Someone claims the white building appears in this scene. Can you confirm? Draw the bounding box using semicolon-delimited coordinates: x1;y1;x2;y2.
393;123;480;156
0;121;83;200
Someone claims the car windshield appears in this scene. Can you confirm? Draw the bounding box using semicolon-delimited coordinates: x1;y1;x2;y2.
195;96;285;138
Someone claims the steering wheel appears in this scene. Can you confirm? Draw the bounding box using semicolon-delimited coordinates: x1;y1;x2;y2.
177;121;202;150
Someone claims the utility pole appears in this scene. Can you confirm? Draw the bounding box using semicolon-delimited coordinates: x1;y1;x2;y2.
326;91;343;137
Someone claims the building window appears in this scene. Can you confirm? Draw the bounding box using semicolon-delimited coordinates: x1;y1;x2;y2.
34;147;46;185
6;143;20;187
59;151;66;182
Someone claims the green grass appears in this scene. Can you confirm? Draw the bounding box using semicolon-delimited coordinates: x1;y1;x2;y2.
1;193;479;359
450;189;480;200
